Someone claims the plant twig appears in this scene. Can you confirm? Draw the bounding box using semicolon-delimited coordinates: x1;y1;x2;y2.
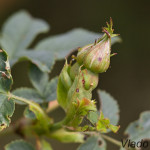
9;93;47;118
101;134;122;147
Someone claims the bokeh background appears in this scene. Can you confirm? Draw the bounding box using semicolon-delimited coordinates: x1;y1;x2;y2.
0;0;150;150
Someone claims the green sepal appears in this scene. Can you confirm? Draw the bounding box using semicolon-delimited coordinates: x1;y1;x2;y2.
66;67;93;109
60;60;72;90
64;98;97;128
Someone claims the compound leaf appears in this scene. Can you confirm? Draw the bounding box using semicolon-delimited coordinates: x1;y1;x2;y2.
0;10;49;66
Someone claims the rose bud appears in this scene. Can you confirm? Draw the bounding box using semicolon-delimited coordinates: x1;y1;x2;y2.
77;18;118;73
82;69;99;90
77;44;93;65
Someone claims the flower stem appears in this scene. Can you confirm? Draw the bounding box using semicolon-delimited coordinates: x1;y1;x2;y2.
101;134;122;147
9;93;47;118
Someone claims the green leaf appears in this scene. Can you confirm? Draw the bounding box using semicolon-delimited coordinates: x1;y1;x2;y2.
0;10;49;66
78;136;106;150
17;50;55;72
0;94;15;131
49;128;84;143
24;106;36;119
98;90;120;126
28;63;58;102
5;140;35;150
0;50;14;131
44;77;58;102
35;28;121;60
41;140;53;150
28;63;49;94
0;50;13;93
12;87;43;104
125;111;150;142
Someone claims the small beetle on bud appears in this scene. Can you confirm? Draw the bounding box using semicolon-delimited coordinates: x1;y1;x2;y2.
77;18;118;73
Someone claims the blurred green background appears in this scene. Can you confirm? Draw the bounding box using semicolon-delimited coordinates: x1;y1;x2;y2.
0;0;150;149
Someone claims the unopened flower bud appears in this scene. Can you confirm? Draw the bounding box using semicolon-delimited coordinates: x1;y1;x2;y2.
83;38;110;73
77;44;93;65
77;18;118;73
82;69;98;90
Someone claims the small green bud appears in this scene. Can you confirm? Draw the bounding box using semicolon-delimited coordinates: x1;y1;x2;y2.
83;38;111;73
69;62;80;81
77;18;118;73
82;69;98;90
77;44;93;65
60;60;72;90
